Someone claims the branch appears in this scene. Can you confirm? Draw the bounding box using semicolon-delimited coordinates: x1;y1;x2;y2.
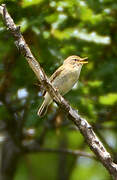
0;4;117;179
25;144;96;160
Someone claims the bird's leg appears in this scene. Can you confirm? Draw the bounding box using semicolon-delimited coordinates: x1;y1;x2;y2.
54;86;59;93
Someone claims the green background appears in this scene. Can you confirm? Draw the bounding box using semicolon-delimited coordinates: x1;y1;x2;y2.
0;0;117;179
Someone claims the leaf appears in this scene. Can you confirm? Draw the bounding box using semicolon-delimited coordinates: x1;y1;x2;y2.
99;93;117;105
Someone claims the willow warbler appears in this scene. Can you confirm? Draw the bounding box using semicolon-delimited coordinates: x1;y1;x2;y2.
38;55;88;117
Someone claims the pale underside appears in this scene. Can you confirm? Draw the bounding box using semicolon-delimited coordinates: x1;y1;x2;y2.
44;63;83;105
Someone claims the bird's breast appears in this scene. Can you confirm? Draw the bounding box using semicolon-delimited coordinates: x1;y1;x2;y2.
52;65;82;95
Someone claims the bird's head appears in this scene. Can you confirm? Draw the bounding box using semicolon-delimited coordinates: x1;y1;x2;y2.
63;55;88;65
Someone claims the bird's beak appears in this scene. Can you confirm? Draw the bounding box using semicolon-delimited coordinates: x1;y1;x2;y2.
79;57;88;64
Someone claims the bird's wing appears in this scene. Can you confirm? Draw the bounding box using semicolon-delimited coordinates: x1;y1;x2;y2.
50;65;64;82
38;65;64;97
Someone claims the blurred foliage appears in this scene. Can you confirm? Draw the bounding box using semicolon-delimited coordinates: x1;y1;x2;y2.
0;0;117;179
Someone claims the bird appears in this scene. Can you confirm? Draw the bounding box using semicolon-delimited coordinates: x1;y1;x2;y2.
37;55;88;117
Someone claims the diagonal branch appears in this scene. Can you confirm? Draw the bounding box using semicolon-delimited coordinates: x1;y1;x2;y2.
0;4;117;179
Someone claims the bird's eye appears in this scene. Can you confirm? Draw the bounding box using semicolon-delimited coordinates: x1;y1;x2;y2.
73;59;77;61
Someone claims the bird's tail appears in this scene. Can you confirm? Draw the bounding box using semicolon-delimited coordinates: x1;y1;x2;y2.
37;101;48;117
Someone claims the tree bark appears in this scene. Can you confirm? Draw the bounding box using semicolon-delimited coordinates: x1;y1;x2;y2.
0;4;117;179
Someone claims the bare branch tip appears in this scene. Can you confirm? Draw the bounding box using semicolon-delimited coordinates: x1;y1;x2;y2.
1;4;6;7
1;4;6;11
2;4;6;17
0;4;4;14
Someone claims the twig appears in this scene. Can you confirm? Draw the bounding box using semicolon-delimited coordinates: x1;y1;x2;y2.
0;4;117;179
25;144;96;159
